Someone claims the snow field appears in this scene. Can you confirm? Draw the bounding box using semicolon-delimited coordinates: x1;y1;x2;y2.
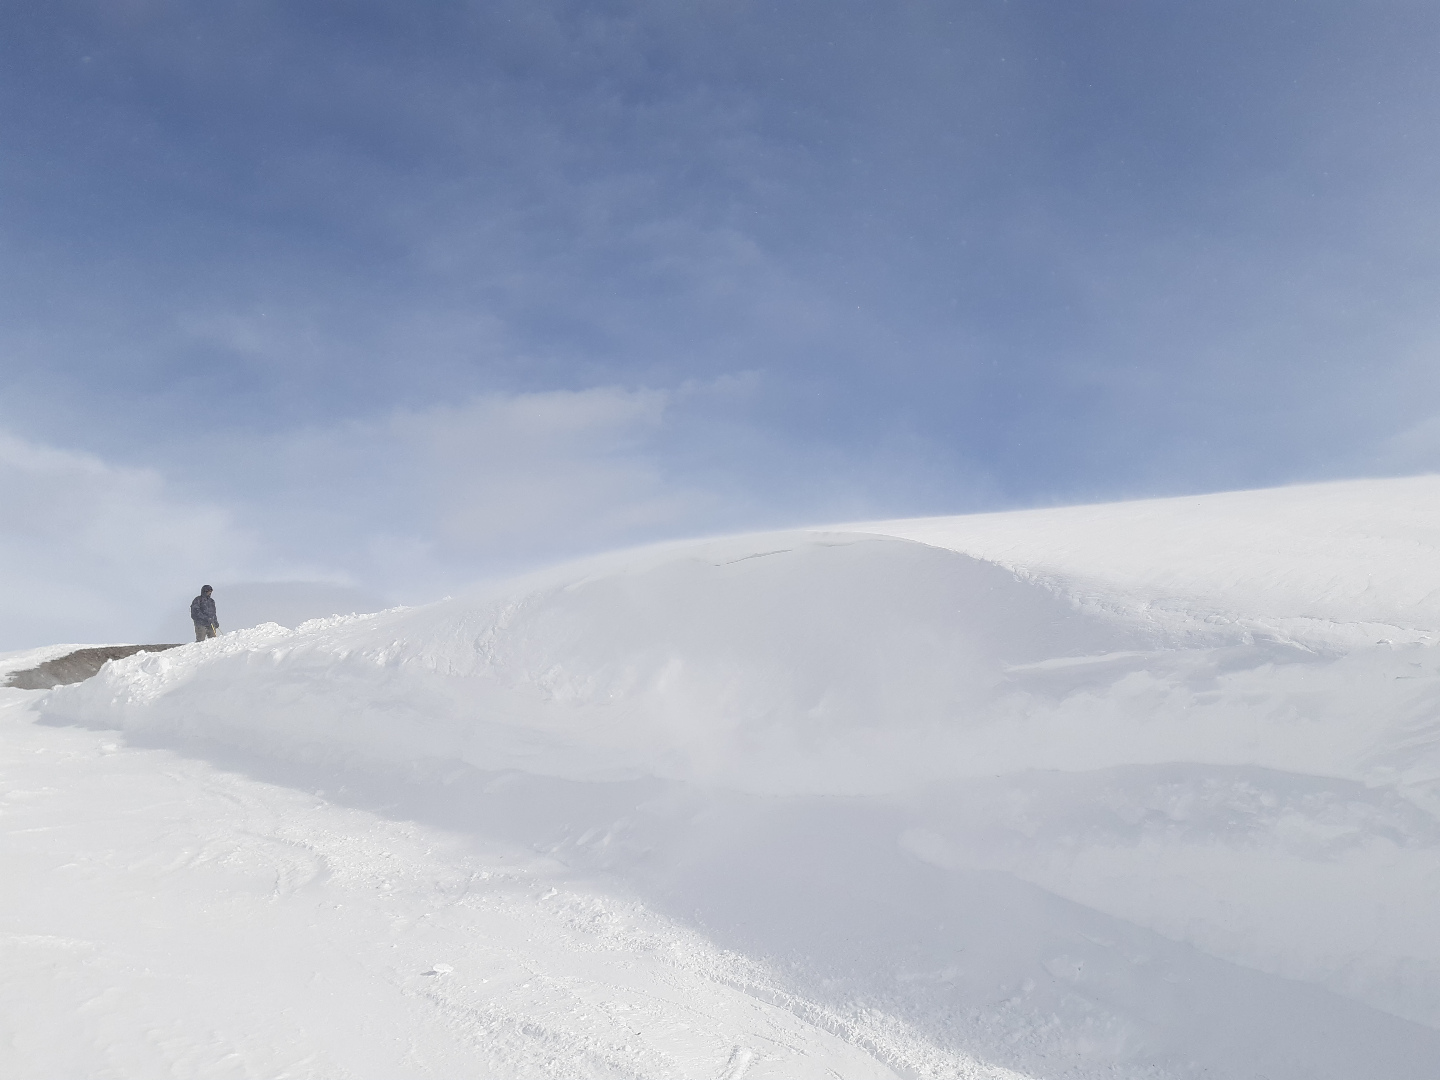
15;475;1440;1077
2;686;1016;1079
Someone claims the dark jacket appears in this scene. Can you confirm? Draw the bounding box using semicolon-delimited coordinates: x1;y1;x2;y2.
190;594;217;628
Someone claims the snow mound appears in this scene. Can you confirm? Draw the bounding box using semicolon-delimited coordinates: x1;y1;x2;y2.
32;479;1440;1078
43;532;1158;794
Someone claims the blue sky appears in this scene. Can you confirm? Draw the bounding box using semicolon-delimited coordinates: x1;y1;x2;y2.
4;1;1440;644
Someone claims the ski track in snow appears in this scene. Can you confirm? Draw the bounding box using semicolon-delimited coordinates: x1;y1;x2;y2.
9;475;1440;1078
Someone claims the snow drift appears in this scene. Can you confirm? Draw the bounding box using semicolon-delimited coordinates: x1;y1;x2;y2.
46;533;1159;794
35;476;1440;1079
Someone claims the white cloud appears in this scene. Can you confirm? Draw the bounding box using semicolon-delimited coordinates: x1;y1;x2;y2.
0;386;732;649
230;385;731;600
391;386;698;550
1;381;950;649
0;431;255;648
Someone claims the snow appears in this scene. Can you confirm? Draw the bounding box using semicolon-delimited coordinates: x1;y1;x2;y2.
858;474;1440;650
0;700;936;1079
8;476;1440;1077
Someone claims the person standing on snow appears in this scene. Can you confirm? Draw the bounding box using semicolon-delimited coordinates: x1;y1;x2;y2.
191;585;218;641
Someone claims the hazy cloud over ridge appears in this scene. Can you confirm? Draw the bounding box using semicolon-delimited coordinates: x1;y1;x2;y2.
0;431;251;647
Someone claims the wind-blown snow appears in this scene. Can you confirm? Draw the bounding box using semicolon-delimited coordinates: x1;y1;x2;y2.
12;475;1440;1078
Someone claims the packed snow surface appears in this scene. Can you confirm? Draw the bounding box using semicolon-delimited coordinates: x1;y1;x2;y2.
9;475;1440;1078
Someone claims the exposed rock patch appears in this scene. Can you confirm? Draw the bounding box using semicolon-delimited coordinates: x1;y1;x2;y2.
6;645;184;690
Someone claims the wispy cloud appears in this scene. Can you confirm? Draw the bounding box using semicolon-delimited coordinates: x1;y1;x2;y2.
0;431;254;648
0;370;989;645
200;380;935;604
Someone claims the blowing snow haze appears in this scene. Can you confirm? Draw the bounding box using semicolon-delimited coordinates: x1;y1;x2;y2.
4;2;1440;644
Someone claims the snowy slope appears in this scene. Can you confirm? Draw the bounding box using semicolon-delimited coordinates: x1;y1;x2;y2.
1;688;943;1080
860;474;1440;649
13;476;1440;1078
